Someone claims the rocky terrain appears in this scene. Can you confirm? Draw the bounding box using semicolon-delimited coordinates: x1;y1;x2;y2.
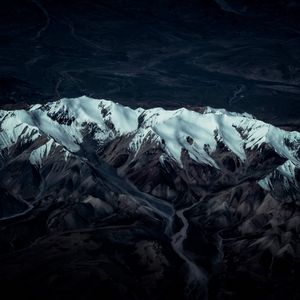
0;97;299;299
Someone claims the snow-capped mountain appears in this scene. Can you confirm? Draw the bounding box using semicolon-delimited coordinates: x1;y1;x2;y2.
0;96;298;168
0;96;299;300
1;96;299;190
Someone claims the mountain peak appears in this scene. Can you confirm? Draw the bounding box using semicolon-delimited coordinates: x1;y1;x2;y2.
1;96;299;188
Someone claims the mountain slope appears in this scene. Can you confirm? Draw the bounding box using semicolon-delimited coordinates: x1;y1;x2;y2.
0;96;299;300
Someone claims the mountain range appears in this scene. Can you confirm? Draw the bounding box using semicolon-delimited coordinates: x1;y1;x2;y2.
0;96;299;299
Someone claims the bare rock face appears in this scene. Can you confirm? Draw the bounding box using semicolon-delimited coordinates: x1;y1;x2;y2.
0;97;299;299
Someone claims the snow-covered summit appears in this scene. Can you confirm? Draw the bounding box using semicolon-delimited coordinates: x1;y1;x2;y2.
0;96;299;178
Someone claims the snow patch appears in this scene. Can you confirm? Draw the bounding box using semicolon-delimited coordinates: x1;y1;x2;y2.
29;139;55;167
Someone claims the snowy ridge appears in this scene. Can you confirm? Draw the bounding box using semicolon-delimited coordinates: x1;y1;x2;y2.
29;139;55;167
0;96;299;188
0;110;40;150
28;97;142;152
129;127;161;155
28;138;71;167
258;160;299;192
204;106;253;118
